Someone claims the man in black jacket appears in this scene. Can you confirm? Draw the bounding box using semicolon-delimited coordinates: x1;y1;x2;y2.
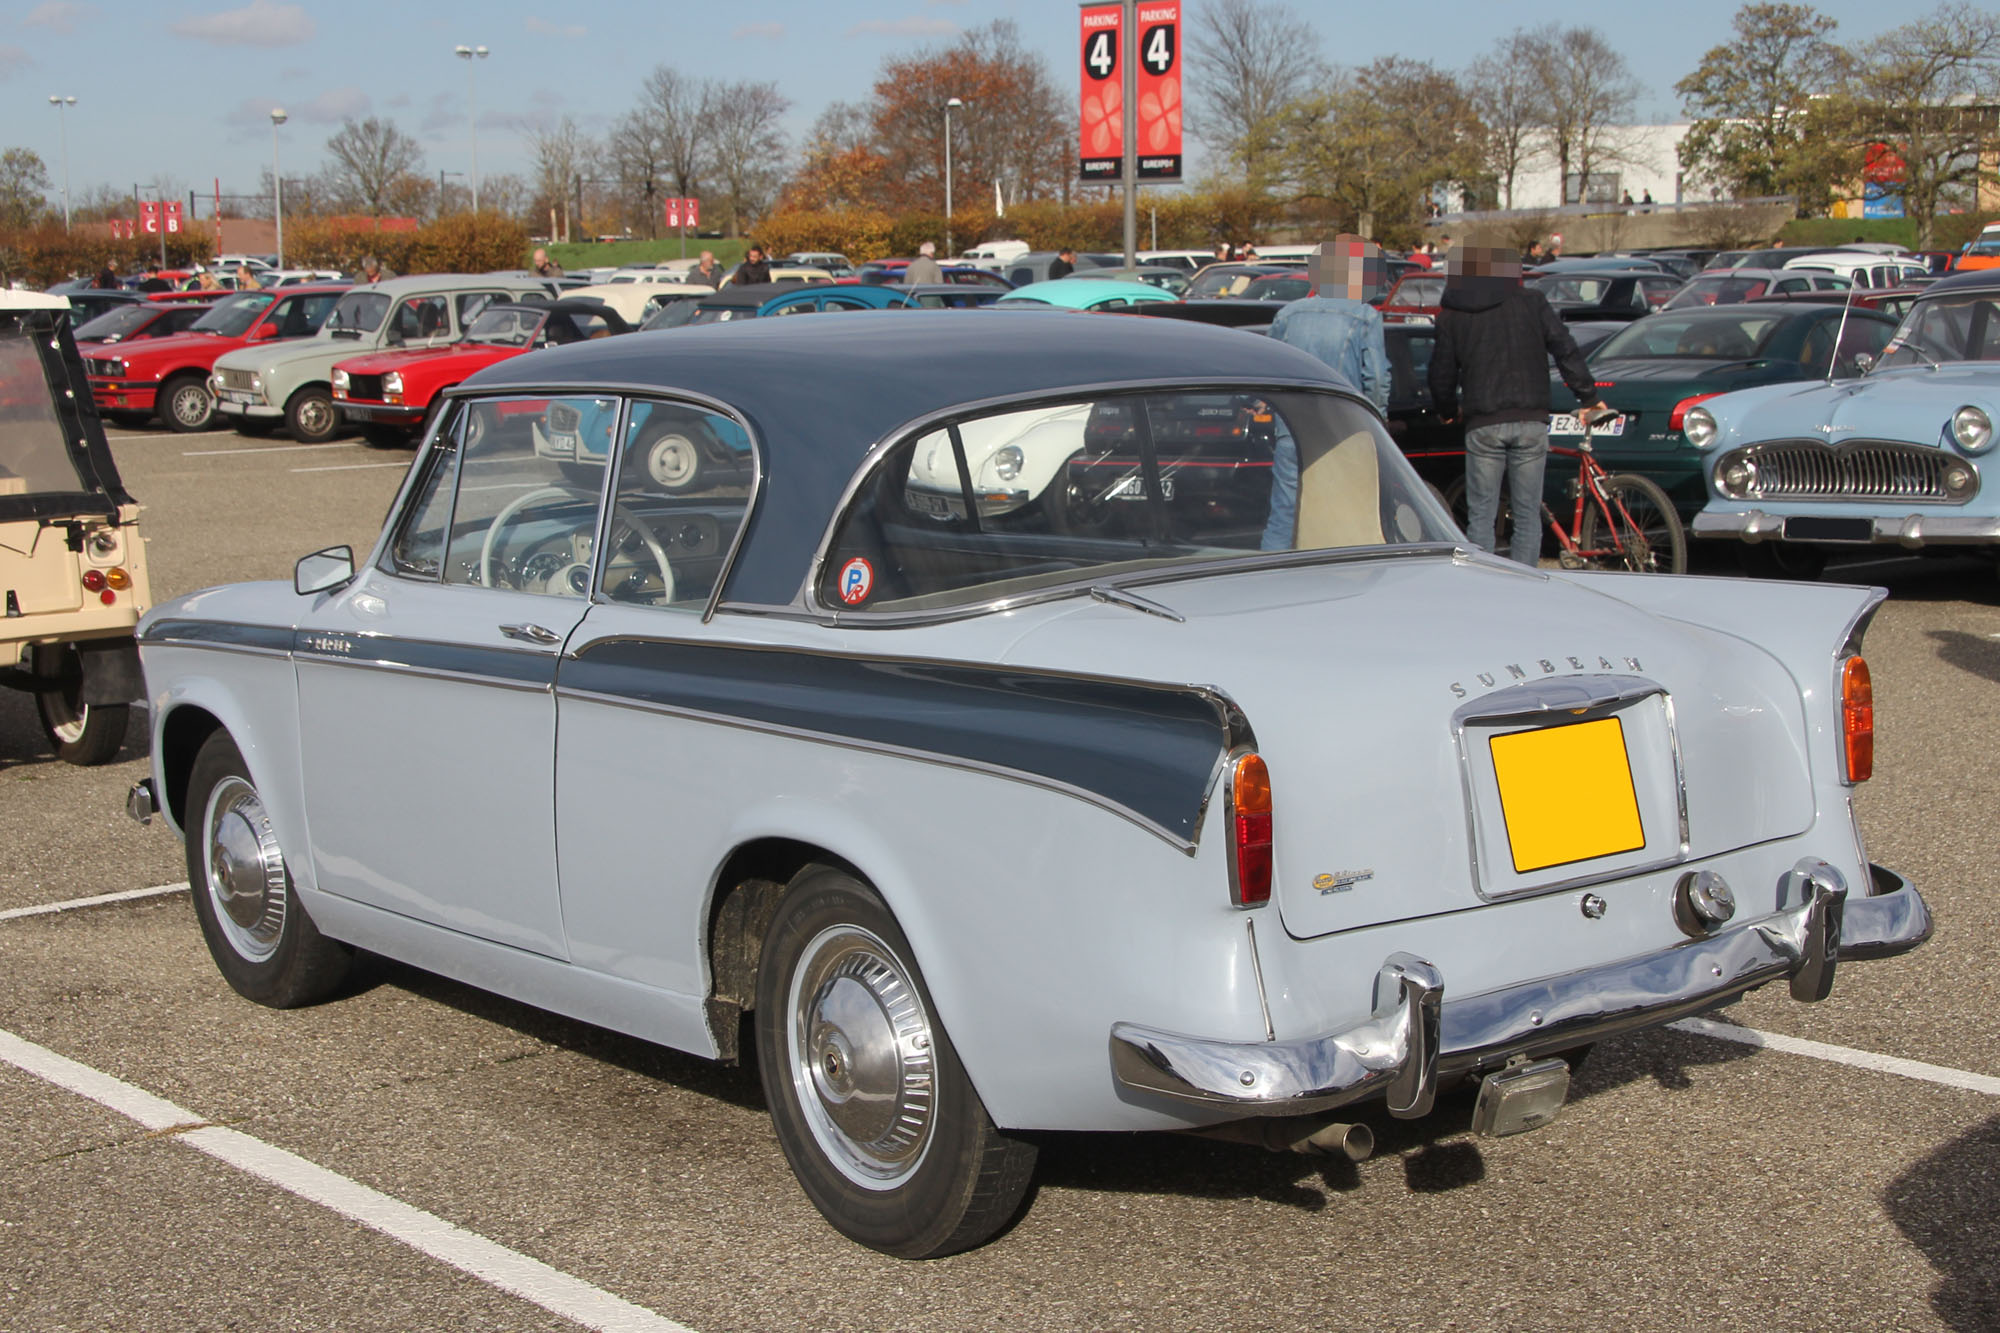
730;245;772;286
1428;245;1605;565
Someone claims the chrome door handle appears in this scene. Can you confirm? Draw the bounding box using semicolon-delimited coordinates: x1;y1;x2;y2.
498;622;561;645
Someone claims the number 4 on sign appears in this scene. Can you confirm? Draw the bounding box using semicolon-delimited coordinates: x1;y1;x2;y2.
1144;25;1173;74
1087;30;1115;78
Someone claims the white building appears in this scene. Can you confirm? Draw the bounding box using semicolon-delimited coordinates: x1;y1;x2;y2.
1500;124;1696;211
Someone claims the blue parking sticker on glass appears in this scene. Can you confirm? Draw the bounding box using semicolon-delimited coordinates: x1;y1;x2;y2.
837;557;874;605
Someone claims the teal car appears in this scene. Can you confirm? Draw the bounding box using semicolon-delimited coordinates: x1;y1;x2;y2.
994;279;1179;312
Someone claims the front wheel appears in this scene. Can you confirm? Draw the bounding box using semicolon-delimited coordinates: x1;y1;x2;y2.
754;866;1037;1257
1578;474;1686;574
30;644;127;765
159;372;217;432
284;386;340;444
185;731;352;1007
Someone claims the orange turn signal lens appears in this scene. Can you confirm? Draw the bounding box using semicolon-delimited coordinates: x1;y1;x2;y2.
1842;656;1873;784
1229;752;1273;908
104;567;131;590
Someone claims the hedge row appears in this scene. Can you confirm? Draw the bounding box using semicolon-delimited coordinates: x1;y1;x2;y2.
1777;213;1997;253
0;213;531;288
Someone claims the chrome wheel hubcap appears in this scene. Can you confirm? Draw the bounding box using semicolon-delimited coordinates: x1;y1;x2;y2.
202;775;287;962
172;384;210;426
788;924;936;1189
646;435;699;489
296;398;332;436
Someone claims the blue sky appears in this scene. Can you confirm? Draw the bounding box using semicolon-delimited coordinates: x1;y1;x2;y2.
1;0;1922;207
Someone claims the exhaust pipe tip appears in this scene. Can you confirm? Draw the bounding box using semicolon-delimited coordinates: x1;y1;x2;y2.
1298;1120;1374;1162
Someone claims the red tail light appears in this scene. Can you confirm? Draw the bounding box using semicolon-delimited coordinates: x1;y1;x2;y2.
1228;752;1272;907
1670;393;1723;431
81;569;106;592
1594;381;1617;389
1842;657;1873;783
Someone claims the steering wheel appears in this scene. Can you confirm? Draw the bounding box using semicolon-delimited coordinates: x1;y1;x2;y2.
478;484;675;602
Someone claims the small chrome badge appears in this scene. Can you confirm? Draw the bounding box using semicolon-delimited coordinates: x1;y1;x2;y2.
1313;869;1374;895
1579;893;1608;919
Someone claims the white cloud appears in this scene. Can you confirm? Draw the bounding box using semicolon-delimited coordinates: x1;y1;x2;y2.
845;16;956;37
171;0;314;48
22;2;94;33
0;44;30;77
732;21;783;39
298;85;370;123
525;16;586;38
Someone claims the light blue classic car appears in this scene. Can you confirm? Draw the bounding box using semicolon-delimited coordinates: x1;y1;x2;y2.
1691;271;2000;576
128;313;1929;1258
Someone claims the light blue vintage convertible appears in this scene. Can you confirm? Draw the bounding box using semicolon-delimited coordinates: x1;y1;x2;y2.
128;312;1930;1257
1691;270;2000;577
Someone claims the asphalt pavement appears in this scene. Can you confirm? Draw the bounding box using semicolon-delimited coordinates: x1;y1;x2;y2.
1;425;1994;1331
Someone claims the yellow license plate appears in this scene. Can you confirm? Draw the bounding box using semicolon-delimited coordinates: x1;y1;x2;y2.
1489;717;1645;874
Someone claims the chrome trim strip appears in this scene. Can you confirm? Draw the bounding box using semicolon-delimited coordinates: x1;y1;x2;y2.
296;653;552;693
1110;867;1929;1114
138;639;291;663
1245;917;1275;1043
556;683;1200;852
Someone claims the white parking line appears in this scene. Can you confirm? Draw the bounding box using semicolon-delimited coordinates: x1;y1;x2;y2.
291;461;409;473
183;442;358;457
0;882;189;922
0;1029;695;1333
1669;1016;2000;1095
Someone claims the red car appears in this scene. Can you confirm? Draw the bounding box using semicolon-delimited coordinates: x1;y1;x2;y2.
333;299;627;444
74;300;215;351
82;284;349;432
1379;271;1445;324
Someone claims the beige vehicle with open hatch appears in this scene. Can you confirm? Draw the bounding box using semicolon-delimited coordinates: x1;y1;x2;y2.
0;290;151;763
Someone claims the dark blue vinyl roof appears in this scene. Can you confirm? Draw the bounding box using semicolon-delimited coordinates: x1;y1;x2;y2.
1920;269;2000;296
461;310;1347;606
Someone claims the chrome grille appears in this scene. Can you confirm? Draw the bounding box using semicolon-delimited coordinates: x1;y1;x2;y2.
546;402;581;432
1729;439;1970;503
217;366;257;392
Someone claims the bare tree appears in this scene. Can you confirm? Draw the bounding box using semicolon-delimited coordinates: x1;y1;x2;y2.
1467;31;1550;209
707;81;789;237
1526;26;1641;204
806;100;873;159
1849;2;2000;247
529;117;591;242
324;117;425;217
634;66;712;200
1187;0;1327;189
606;110;670;238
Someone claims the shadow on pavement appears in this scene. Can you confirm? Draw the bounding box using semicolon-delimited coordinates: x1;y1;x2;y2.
1926;629;2000;686
1884;1112;2000;1332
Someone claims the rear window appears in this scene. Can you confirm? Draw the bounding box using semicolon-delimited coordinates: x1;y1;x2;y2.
1881;293;2000;367
73;305;157;341
1595;314;1781;360
818;390;1450;615
1663;276;1769;309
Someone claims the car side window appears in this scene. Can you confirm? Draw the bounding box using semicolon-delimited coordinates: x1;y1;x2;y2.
456;292;506;328
383;421;460;581
393;296;448;342
431;395;615;597
600;400;757;609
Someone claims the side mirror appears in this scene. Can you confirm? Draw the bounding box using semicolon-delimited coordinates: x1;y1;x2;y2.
245;324;274;340
294;545;354;595
1848;352;1876;376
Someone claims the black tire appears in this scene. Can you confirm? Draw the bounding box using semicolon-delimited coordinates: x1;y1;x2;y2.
1736;540;1827;581
754;865;1036;1258
1578;474;1687;574
30;644;127;765
184;731;351;1008
159;372;217;433
284;385;340;443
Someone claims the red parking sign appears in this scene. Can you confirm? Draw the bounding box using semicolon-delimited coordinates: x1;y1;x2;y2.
140;200;160;235
685;197;699;228
1079;3;1123;183
665;199;682;229
164;200;183;234
1134;2;1181;182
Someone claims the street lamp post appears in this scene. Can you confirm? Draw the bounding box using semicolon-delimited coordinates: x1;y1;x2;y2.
942;96;963;257
47;95;76;231
270;108;287;268
453;44;489;212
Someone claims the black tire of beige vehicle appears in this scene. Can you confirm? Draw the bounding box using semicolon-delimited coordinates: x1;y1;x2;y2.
184;731;352;1007
1577;474;1687;574
284;385;340;443
159;372;216;433
29;643;127;765
754;865;1037;1258
1736;540;1828;581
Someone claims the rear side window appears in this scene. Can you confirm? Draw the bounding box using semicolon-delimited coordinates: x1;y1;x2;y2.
0;324;89;495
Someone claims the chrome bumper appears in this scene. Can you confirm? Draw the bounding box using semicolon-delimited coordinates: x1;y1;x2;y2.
1693;508;2000;548
1110;860;1931;1118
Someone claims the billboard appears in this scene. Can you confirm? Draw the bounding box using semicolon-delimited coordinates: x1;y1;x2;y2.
1079;3;1122;183
1134;2;1181;182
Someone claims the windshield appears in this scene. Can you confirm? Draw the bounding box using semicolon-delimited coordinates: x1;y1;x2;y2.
0;326;91;495
189;292;275;337
1388;276;1446;307
1594;312;1780;360
640;297;702;331
463;306;541;347
1879;292;2000;368
73;304;157;342
818;389;1452;614
688;305;756;325
325;291;389;338
1531;276;1628;307
1663;275;1768;310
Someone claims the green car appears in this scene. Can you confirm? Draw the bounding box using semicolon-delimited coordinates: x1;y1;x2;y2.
994;278;1180;312
1546;303;1901;516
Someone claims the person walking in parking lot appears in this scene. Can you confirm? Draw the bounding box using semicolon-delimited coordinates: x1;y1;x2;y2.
1428;245;1606;566
532;247;564;279
906;241;944;285
1260;236;1392;550
731;245;772;286
690;250;723;287
1048;247;1076;280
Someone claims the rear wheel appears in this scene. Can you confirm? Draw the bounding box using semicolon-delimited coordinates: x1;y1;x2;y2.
159;372;216;432
1578;474;1686;574
184;731;351;1007
754;865;1036;1257
285;386;340;443
30;644;127;765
